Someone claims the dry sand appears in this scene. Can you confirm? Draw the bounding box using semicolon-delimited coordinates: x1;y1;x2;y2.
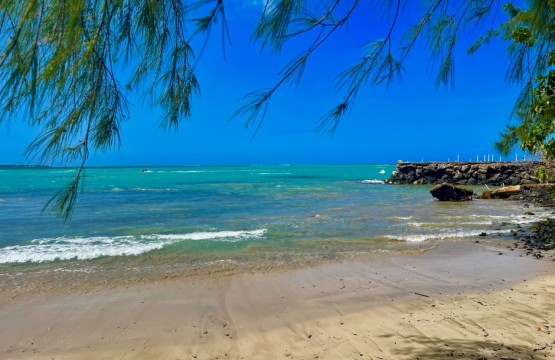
0;241;554;360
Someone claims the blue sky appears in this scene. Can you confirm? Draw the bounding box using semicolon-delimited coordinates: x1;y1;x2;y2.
0;1;529;166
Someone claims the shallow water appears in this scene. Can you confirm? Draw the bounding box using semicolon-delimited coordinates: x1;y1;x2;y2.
0;164;547;271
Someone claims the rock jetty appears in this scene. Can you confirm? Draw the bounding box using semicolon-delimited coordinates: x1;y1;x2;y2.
387;162;542;186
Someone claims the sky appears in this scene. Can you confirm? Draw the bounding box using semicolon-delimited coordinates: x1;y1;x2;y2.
0;1;531;166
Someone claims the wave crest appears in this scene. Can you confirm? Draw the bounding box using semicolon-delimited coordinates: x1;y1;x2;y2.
0;229;267;264
361;179;385;184
385;229;511;243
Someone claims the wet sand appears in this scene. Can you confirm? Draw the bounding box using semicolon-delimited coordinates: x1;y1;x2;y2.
1;240;554;359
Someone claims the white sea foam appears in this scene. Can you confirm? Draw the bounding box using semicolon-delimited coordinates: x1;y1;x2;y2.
0;229;267;264
401;213;549;228
406;220;494;228
391;216;413;220
483;214;549;225
405;222;425;228
172;169;254;173
131;187;176;192
52;170;76;174
361;179;385;184
141;229;267;242
385;229;512;243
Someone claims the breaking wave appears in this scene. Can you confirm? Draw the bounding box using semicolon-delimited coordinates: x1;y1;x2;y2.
361;179;385;184
385;229;512;243
0;229;267;264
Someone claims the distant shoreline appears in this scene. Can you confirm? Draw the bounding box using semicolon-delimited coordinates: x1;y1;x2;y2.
0;164;50;168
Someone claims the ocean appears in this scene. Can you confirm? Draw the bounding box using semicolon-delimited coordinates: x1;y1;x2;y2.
0;164;546;273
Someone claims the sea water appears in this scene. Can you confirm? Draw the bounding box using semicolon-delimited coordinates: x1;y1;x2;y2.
0;165;547;271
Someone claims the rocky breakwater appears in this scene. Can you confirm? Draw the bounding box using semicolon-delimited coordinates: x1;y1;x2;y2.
387;161;542;186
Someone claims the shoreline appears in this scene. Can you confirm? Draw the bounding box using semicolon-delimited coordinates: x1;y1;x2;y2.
1;240;554;359
0;241;440;302
2;195;552;300
2;232;548;303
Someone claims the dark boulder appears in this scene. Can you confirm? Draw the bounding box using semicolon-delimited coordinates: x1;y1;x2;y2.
430;183;474;201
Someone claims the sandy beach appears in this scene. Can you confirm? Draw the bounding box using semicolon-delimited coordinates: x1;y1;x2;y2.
0;240;554;360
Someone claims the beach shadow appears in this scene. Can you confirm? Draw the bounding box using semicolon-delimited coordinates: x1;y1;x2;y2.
389;336;553;359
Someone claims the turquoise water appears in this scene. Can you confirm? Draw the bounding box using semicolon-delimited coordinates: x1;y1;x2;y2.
0;164;544;268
